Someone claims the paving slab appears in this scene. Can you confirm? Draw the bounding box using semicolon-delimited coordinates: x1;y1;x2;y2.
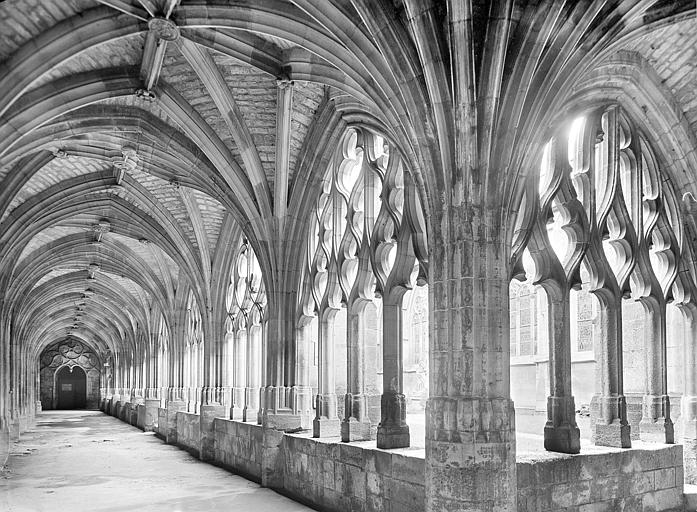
0;410;313;512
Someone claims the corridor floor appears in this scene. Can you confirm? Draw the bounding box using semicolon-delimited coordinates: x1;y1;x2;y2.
0;410;313;512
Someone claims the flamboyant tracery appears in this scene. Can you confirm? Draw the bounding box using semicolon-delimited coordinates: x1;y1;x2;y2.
224;241;267;422
296;128;428;447
511;104;696;452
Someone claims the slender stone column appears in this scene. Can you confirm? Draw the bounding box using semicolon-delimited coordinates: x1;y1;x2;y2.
288;319;314;429
639;297;674;443
243;324;262;422
543;287;581;453
342;300;378;441
592;293;631;447
313;309;341;437
232;329;246;420
377;300;409;448
682;306;697;483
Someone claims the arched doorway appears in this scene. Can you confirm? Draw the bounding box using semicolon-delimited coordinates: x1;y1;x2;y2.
56;366;87;409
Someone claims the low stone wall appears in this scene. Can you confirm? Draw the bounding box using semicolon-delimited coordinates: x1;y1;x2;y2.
281;434;424;512
108;408;689;512
0;415;9;468
155;408;167;439
211;418;423;511
213;418;263;482
517;443;684;511
175;411;200;457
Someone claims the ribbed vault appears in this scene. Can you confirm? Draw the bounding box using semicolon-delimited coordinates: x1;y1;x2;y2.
2;2;697;510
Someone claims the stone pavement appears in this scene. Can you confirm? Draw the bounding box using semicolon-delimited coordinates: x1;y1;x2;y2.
0;410;313;512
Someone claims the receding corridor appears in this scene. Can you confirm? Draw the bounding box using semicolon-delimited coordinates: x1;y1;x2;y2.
0;411;313;512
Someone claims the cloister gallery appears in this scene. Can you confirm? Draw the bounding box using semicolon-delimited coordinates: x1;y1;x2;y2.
1;0;697;510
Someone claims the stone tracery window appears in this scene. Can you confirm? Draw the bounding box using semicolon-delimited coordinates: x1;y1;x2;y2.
225;240;266;422
184;291;203;412
156;313;169;404
510;104;691;453
297;128;428;447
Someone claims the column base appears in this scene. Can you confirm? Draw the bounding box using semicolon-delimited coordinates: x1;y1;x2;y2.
639;418;674;444
594;421;631;448
544;395;580;453
376;391;409;449
341;417;374;442
313;417;341;438
544;423;580;454
230;406;244;421
264;413;310;431
243;407;259;423
640;394;674;444
244;387;260;422
377;423;409;449
289;385;314;419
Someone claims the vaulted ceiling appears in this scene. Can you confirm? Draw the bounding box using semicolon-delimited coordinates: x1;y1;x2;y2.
0;0;333;361
1;0;696;366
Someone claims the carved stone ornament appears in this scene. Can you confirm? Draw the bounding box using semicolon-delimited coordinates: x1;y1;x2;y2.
40;339;100;372
148;17;180;41
135;89;157;101
91;222;111;235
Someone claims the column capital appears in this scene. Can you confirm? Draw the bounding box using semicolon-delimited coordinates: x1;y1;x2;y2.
276;78;294;90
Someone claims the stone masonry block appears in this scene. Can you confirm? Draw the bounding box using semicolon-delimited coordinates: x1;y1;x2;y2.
365;449;391;475
387;477;425;510
628;470;655;496
654;467;676;490
569;479;592;505
334;462;345;493
339;442;365;467
517;461;534;489
365;493;385;512
366;470;383;496
391;454;424;485
345;464;366;499
577;500;614;512
425;466;476;502
322;458;335;490
642;487;683;510
589;475;622;502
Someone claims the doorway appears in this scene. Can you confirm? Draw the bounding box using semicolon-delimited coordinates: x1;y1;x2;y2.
56;366;87;409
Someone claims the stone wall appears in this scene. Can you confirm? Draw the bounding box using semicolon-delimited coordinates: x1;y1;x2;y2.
0;415;9;468
212;418;424;511
517;444;684;511
281;435;424;512
156;408;167;439
175;411;200;457
213;419;263;482
110;409;688;512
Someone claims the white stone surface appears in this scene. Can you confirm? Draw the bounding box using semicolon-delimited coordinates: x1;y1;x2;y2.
0;410;312;512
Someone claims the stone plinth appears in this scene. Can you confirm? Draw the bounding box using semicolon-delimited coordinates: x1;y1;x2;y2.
377;391;409;449
143;398;159;432
200;404;226;461
166;400;186;445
